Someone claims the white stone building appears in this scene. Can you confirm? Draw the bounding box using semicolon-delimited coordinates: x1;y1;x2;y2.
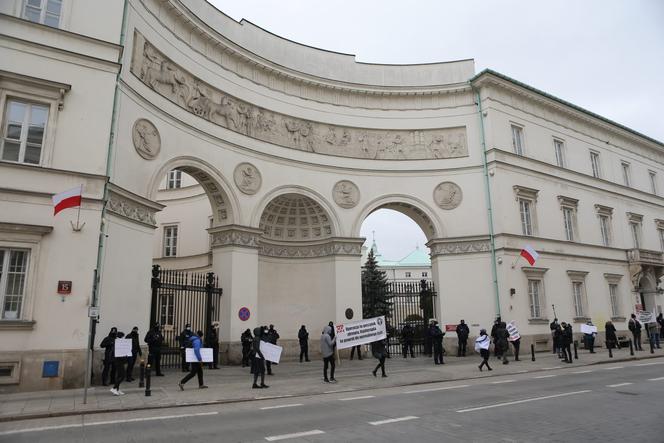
1;0;662;391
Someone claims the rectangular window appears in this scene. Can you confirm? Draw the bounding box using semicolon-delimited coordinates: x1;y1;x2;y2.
421;272;428;277
553;139;565;167
511;125;524;156
23;0;62;27
519;199;533;236
563;207;575;241
405;272;411;278
159;293;174;326
621;162;631;187
528;279;541;318
163;226;178;257
599;215;611;246
659;229;664;252
572;281;585;317
167;170;182;189
1;100;49;165
630;222;641;249
0;249;29;320
650;171;658;195
609;284;619;317
590;151;601;178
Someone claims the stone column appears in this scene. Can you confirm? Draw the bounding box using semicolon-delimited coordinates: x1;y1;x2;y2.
209;224;263;363
329;238;365;323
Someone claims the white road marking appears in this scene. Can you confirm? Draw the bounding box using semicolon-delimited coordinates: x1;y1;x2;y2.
260;403;303;410
265;430;325;441
516;370;529;373
255;394;294;400
648;376;664;381
636;362;664;367
491;379;516;384
456;390;591;413
369;416;419;426
571;370;592;374
603;366;624;370
607;383;632;388
0;412;219;436
323;389;355;394
542;366;562;370
403;384;469;394
534;375;557;379
339;395;375;401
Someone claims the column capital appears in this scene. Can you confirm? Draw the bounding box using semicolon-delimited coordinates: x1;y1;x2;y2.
209;224;263;249
426;235;491;257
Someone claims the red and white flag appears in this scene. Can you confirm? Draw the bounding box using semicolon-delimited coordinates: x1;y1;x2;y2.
520;245;539;266
52;186;82;216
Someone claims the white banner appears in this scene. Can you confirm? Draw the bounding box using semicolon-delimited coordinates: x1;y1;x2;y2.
259;341;282;364
335;316;387;350
506;321;520;341
636;309;657;324
114;338;132;357
185;347;213;362
580;324;598;334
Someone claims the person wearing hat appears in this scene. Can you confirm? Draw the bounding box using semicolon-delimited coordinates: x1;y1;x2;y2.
475;328;492;371
100;327;118;386
125;326;143;381
179;323;193;372
456;319;470;357
111;331;128;396
207;322;220;369
430;320;445;365
144;323;165;376
560;321;573;363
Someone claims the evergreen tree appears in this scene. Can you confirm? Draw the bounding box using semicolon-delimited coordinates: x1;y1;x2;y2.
361;250;392;318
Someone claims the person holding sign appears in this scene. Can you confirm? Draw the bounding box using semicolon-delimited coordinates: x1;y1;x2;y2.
475;328;492;371
251;327;269;389
111;331;131;396
582;321;597;353
178;330;208;390
628;314;643;351
100;327;118;386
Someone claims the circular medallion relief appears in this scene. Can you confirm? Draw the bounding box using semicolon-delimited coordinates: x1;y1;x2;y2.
434;181;463;210
345;308;354;320
333;180;360;209
131;119;161;160
233;163;262;195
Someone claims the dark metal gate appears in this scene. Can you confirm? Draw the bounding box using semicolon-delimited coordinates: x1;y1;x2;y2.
150;265;222;368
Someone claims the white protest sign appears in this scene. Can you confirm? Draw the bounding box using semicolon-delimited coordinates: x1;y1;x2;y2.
506;321;520;341
580;324;598;334
185;347;213;362
114;338;132;357
335;316;387;350
475;336;490;351
259;341;282;364
636;309;657;324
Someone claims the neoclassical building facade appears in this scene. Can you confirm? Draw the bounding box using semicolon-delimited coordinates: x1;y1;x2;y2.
1;0;662;391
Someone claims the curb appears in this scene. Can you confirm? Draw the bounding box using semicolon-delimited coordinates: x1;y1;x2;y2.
1;352;661;423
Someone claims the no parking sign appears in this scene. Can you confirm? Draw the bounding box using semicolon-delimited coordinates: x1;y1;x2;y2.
238;307;250;321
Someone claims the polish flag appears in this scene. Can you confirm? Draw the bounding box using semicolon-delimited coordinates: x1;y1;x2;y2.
52;186;82;216
520;245;539;266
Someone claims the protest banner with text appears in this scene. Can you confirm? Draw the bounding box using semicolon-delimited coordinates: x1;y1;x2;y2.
335;316;387;350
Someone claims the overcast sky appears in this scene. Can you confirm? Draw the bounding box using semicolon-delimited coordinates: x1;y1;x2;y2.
209;0;664;260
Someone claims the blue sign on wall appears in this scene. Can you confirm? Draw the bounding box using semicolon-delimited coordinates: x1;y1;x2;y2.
42;360;59;378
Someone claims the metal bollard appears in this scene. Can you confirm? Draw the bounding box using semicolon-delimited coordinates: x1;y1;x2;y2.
629;339;634;356
145;363;151;397
573;341;578;360
531;344;535;362
608;343;613;358
139;360;145;388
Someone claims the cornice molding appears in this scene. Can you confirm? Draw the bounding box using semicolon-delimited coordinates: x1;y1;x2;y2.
426;235;491;257
0;222;53;236
209;225;263;249
107;183;164;228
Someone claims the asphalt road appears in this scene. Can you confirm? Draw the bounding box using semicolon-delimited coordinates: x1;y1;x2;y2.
2;357;663;442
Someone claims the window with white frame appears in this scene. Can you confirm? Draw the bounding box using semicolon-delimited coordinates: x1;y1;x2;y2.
523;266;547;320
627;212;643;249
595;205;613;247
604;273;623;319
559;196;578;242
23;0;62;27
621;162;631;187
511;124;525;156
514;186;539;236
421;272;428;277
650;171;658;195
0;249;30;320
1;99;49;165
163;225;178;257
167;170;182;189
568;270;588;319
553;139;565;168
658;221;664;252
590;151;601;178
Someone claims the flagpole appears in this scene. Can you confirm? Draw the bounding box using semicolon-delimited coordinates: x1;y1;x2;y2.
510;254;522;269
75;184;82;229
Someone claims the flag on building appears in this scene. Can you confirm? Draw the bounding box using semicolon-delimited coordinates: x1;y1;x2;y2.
52;186;83;215
520;245;539;266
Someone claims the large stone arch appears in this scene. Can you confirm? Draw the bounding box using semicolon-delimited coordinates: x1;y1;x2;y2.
147;155;240;226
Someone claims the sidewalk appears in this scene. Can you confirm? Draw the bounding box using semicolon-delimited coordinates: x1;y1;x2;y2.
1;347;662;422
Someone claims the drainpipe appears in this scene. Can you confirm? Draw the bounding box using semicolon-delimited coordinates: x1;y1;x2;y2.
83;0;129;404
472;85;501;319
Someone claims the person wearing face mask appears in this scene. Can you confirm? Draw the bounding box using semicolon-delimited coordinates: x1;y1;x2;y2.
251;327;269;389
266;324;279;375
206;322;220;370
178;330;208;390
320;324;337;383
144;323;165;376
241;328;253;368
125;326;143;382
100;327;118;386
111;331;128;395
179;323;192;372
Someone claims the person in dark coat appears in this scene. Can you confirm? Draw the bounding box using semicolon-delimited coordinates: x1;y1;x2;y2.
100;327;118;386
550;318;560;354
401;324;415;358
179;323;192;372
298;325;310;362
320;325;337;383
241;328;253;368
144;323;165;376
265;324;279;375
496;321;510;364
491;318;501;358
628;314;643;351
111;331;128;395
430;321;445;365
371;338;388;377
511;336;521;361
456;320;470;357
251;327;268;389
554;323;564;358
658;313;664;345
475;329;492;371
424;320;433;356
206;322;220;369
125;326;143;382
583;320;597;353
605;320;618;349
561;322;573;363
179;330;208;390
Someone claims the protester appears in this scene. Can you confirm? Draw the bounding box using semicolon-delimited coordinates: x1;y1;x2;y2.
350;344;363;360
100;327;118;386
111;331;128;396
658;313;664;343
321;325;337;383
628;314;643;351
179;323;192;372
251;327;268;389
424;319;434;356
554;322;564;358
475;329;492;371
456;319;470;357
549;318;560;355
371;338;388;377
605;320;619;350
584;320;597;353
491;318;501;358
561;322;573;363
298;325;310;362
144;323;165;376
179;330;208;390
206;322;220;369
511;336;521;361
266;324;279;375
650;320;661;349
125;326;142;382
496;321;510;364
401;323;415;358
430;320;445;365
241;328;253;368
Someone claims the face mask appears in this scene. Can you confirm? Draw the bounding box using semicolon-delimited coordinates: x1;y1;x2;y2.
186;327;191;331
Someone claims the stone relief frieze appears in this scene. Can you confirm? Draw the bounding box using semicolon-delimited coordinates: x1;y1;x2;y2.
428;239;490;257
107;193;157;226
433;181;463;210
210;229;261;249
333;180;360;209
260;240;363;258
233;163;262;195
131;32;468;161
132;118;161;160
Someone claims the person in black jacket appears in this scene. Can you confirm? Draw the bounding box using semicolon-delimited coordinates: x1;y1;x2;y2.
100;327;118;386
144;323;165;376
265;324;279;375
401;324;415;358
430;321;445;365
490;318;501;358
241;329;253;368
456;320;470;357
371;338;388;377
298;325;310;362
561;322;573;363
550;318;560;355
496;321;510;365
111;331;129;395
605;320;618;350
206;322;220;369
251;327;268;389
628;314;643;351
179;323;192;372
125;326;143;382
